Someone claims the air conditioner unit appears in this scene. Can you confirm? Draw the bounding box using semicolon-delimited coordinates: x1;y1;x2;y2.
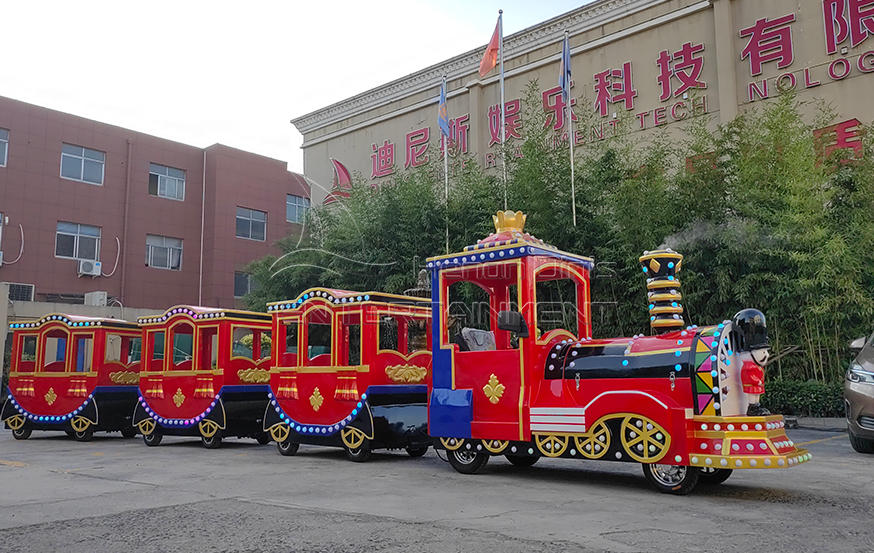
84;291;108;306
78;260;102;277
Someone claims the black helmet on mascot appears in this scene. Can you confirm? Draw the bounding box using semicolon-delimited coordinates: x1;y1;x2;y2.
732;309;768;351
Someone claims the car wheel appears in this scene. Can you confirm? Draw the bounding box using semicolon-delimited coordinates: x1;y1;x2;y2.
201;434;222;449
642;463;699;495
848;430;874;454
74;428;94;442
505;455;539;467
143;430;163;447
698;467;732;485
12;427;32;440
447;448;489;474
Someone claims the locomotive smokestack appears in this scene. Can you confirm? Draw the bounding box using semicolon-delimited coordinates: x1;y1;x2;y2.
639;249;684;334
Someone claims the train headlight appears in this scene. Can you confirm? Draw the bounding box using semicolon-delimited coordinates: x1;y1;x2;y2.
847;363;874;383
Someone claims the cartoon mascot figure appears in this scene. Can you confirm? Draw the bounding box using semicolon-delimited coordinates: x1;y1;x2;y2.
733;309;771;416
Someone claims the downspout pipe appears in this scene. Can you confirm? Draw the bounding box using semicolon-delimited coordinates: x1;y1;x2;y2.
120;138;132;303
199;150;206;306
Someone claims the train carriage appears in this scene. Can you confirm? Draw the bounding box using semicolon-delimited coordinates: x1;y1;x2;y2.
2;314;141;441
428;211;811;494
263;288;432;461
131;306;273;448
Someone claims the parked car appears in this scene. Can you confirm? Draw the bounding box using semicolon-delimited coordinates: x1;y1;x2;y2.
845;333;874;453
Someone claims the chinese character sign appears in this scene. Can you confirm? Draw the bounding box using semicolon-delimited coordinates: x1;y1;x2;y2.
593;62;637;117
814;118;864;160
823;0;874;54
488;99;522;146
404;128;430;169
656;42;706;102
442;114;470;156
542;85;577;131
371;139;395;179
740;14;796;76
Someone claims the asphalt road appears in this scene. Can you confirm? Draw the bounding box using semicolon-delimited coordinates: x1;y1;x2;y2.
0;425;871;553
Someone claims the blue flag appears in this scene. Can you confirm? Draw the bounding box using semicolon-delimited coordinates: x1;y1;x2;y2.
559;34;571;103
438;81;450;137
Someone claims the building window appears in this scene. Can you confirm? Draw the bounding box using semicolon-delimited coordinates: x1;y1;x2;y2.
149;163;185;201
234;272;259;298
0;128;8;167
55;222;101;261
146;234;182;270
286;195;310;223
236;207;266;241
61;144;105;185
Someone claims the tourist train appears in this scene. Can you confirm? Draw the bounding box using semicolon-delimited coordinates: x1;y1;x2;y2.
1;211;810;494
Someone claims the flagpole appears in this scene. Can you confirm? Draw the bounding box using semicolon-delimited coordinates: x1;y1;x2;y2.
499;10;506;211
443;75;450;255
566;30;577;227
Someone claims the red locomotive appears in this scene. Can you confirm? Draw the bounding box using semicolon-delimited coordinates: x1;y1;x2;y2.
263;288;432;461
427;211;810;494
131;306;273;448
2;314;141;440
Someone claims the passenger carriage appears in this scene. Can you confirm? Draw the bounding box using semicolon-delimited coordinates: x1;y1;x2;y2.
131;306;273;448
2;314;141;441
264;288;432;461
428;211;811;494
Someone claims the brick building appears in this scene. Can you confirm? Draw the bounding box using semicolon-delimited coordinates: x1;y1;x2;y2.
0;95;310;311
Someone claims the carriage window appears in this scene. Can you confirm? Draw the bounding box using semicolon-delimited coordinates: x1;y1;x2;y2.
347;324;361;365
285;323;298;354
151;331;165;361
198;327;218;370
407;319;429;353
445;281;492;346
308;323;331;360
20;335;37;361
172;328;193;365
43;331;67;371
535;277;579;338
379;316;399;352
128;337;142;363
233;328;255;359
73;335;94;372
258;331;272;361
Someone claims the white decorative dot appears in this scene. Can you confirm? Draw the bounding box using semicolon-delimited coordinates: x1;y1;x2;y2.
691;456;699;463
705;458;713;465
720;459;728;467
675;455;682;463
735;460;743;467
714;424;721;431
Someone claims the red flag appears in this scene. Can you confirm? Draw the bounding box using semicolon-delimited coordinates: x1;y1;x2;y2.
479;19;500;78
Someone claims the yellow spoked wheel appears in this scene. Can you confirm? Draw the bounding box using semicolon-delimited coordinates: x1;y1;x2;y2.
620;415;671;463
574;420;611;460
270;423;290;443
199;420;220;439
535;434;569;457
440;437;465;451
6;415;26;431
341;427;367;450
71;416;91;433
482;439;509;453
138;419;156;436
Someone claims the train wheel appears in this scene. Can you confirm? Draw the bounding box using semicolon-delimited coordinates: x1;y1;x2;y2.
270;424;290;444
8;416;31;440
642;463;699;495
256;434;271;445
620;415;671;463
439;437;465;451
341;427;371;462
277;437;300;456
201;433;222;449
121;427;138;439
575;420;611;459
698;467;733;485
505;455;539;467
143;431;163;447
482;439;509;454
71;417;93;442
447;448;489;474
406;445;428;457
198;420;220;439
535;434;569;457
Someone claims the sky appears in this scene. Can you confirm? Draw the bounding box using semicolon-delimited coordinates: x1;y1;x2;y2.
3;0;593;174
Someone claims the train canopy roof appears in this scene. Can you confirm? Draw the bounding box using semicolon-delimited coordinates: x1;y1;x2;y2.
268;288;430;313
425;211;594;271
8;313;139;331
137;305;271;326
